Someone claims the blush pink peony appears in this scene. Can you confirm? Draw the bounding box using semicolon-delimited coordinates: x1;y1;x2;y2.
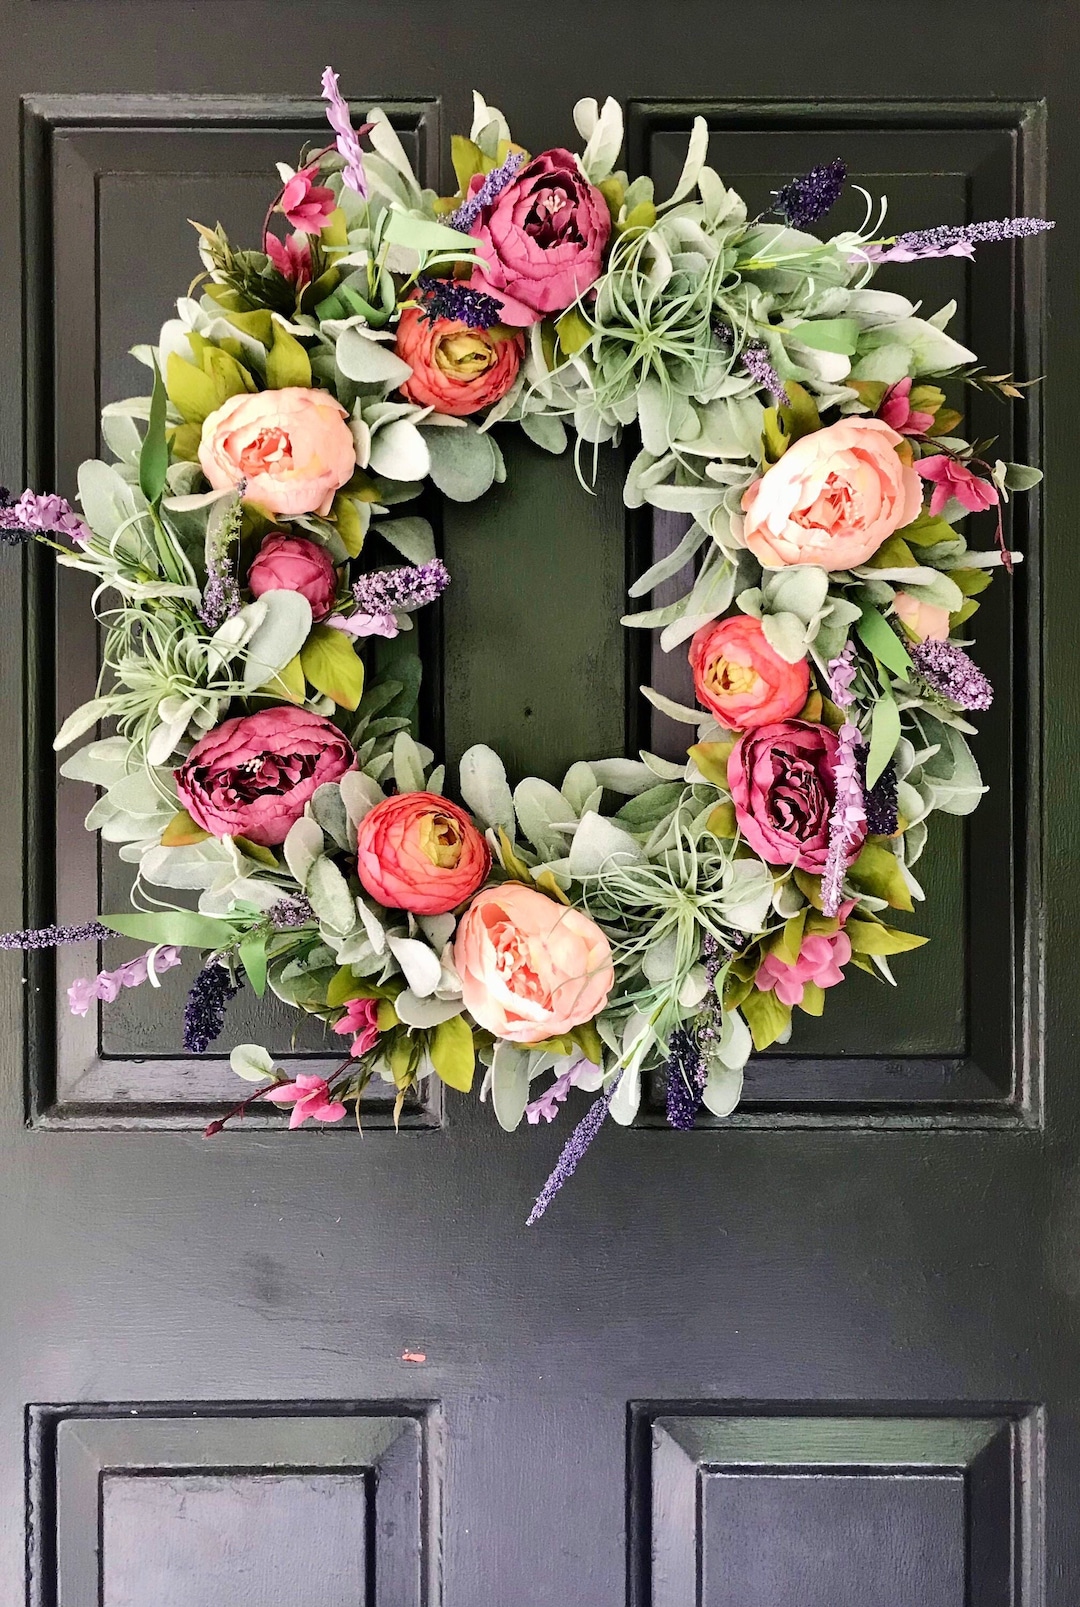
454;882;614;1044
199;387;356;518
893;588;950;642
395;308;524;417
689;614;810;730
247;532;338;619
464;148;611;326
356;792;491;916
175;705;354;846
741;416;923;570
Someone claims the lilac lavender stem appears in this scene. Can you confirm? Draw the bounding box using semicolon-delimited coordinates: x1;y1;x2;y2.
351;559;450;627
0;488;90;546
320;66;369;198
863;217;1053;263
821;720;866;918
910;639;993;711
526;1074;620;1225
448;151;525;234
0;921;111;950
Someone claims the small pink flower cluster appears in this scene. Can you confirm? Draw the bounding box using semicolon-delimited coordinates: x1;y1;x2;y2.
68;946;183;1016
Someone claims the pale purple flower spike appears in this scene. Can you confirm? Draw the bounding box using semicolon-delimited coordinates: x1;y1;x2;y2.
910;639;994;711
821;720;866;918
525;1058;592;1124
827;642;857;710
448;150;525;234
0;921;110;949
68;946;182;1017
321;66;369;197
863;216;1053;264
527;1074;620;1224
348;559;450;636
0;488;90;546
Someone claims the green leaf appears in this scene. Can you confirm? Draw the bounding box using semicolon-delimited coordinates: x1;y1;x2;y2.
238;929;268;996
898;511;957;547
451;134;485;194
102;911;238;950
741;987;792;1052
570;1019;604;1065
846;841;913;912
793;317;860;355
556;307;592;356
797;981;826;1015
165;351;220;426
430;1012;475;1092
332;495;368;558
770;909;807;967
950;567;993;599
160;808;211;847
866;691;902;790
856;605;914;678
139;358;169;505
862;536;918;570
845;918;929;956
264;322;312;389
300;625;365;710
687;740;736;787
421;423;497;502
230;1042;276;1082
383;208;477;257
327;964;366;1009
1003;462;1042;492
224;308;274;347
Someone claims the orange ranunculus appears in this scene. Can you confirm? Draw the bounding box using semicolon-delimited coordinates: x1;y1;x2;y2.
356;792;491;916
741;415;923;571
395;308;524;417
454;882;614;1044
689;614;810;730
198;387;356;517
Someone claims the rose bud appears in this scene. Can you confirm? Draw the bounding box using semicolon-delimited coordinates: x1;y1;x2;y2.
199;386;356;518
396;308;524;417
175;705;354;847
248;533;338;620
689;615;810;730
727;719;867;873
454;882;614;1044
356;792;491;916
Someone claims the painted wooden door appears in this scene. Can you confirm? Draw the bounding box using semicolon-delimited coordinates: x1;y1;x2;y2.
1;3;1076;1603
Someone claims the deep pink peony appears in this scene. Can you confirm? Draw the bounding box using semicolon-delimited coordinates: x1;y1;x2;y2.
464;148;612;326
727;719;866;872
175;706;354;847
247;533;338;619
689;614;810;730
356;792;491;915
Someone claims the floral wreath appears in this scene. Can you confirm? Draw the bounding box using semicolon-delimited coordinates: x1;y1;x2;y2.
4;69;1048;1221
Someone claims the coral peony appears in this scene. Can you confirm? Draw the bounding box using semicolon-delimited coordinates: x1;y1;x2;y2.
689;614;810;729
247;533;338;619
199;387;355;518
741;415;923;570
356;792;491;916
464;148;611;326
175;706;354;847
454;882;614;1044
395;307;523;416
727;719;865;872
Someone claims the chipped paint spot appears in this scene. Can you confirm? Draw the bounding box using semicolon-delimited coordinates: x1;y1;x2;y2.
401;1349;426;1363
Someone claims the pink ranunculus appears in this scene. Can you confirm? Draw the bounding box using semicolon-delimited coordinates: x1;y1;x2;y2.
395;308;524;417
247;533;338;620
741;415;923;571
878;377;936;436
199;387;356;518
454;882;615;1044
175;705;354;847
356;792;491;916
279;168;337;233
689;614;810;730
916;455;999;517
263;1073;347;1128
264;230;312;288
755;927;853;1007
464;148;612;327
332;996;380;1058
893;588;950;642
728;719;865;872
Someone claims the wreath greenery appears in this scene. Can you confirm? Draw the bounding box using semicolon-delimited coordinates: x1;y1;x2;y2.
3;70;1048;1217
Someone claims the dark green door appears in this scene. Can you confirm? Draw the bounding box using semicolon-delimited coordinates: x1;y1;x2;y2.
2;5;1076;1603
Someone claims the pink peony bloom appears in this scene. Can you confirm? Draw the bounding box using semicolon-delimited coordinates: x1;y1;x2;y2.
689;614;809;730
263;1073;347;1128
279;168;337;233
395;308;524;417
357;792;491;916
247;532;338;620
727;719;867;873
878;377;936;436
893;588;950;642
755;925;853;1007
741;415;923;571
68;946;183;1016
332;996;381;1058
916;455;999;517
264;230;312;288
454;883;614;1045
464;148;612;327
199;387;356;518
175;705;355;847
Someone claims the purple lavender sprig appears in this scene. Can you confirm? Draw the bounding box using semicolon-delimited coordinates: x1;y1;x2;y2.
268;895;314;929
772;159;847;229
827;642;857;710
864;216;1053;264
863;761;899;837
183;963;242;1054
448;150;526;234
320;66;369;198
527;1075;619;1225
821;720;866;918
525;1058;591;1125
199;493;244;630
416;275;504;329
0;488;90;547
713;322;788;403
0;921;110;950
664;1026;708;1130
910;639;993;711
351;559;450;634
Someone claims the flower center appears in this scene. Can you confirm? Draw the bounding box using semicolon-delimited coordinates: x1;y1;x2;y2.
209;749;320;805
707;656;759;697
418;811;465;869
238;427;293;477
524;181;584;248
434;331;496;379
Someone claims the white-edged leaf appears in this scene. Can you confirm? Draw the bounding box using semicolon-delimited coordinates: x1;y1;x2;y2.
386;934;442;997
241;590;313;691
491;1040;531;1132
283;816;324;888
567;812;646;877
459;744;514;833
230;1043;277;1083
306;854;357;934
336;327;414;387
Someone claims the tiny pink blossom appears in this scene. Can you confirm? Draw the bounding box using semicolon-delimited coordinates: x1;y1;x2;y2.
755;924;854;1008
67;946;183;1017
916;455;999;517
264;230;312;287
323;611;399;640
332;997;380;1058
279;168;337;233
263;1073;348;1128
879;378;935;437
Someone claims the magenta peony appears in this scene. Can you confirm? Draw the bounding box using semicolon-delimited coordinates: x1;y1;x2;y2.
247;533;338;619
727;719;866;872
